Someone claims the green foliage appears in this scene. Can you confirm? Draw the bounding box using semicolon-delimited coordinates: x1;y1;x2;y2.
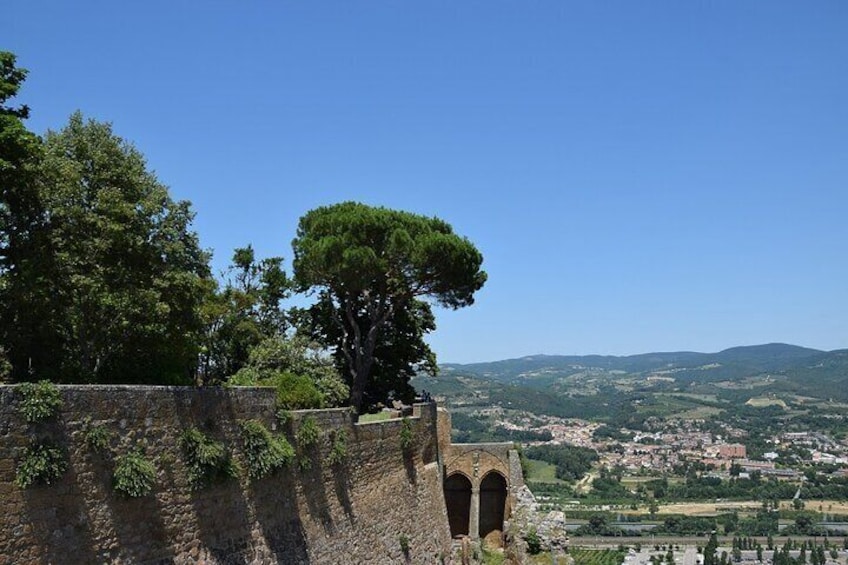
15;440;67;488
399;417;414;451
17;380;62;423
293;201;486;413
276;408;292;427
113;450;156;497
5;110;211;384
295;416;322;471
524;444;598;481
239;419;294;479
0;346;11;381
296;416;321;447
654;515;718;536
398;533;410;555
575;513;626;536
326;429;348;466
180;427;238;489
524;528;543;555
83;420;111;452
228;335;348;409
274;372;326;410
0;53;46;382
198;245;291;384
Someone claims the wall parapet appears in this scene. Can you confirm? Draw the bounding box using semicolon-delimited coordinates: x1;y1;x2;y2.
0;384;450;564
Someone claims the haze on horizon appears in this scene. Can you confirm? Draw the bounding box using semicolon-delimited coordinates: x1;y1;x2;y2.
6;2;847;364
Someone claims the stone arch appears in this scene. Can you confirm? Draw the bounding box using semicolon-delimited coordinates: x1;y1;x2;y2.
443;472;472;538
478;471;507;547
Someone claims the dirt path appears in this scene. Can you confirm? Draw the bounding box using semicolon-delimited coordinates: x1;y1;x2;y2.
575;469;598;495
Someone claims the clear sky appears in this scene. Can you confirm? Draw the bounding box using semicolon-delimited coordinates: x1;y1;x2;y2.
6;2;848;363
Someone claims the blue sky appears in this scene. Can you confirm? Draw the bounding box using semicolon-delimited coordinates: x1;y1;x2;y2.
6;2;848;363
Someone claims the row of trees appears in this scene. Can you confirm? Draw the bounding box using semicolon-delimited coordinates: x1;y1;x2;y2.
0;52;486;414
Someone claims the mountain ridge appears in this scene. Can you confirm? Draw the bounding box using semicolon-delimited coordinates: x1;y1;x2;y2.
441;342;825;370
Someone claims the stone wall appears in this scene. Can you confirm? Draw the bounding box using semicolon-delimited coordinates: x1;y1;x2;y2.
0;385;452;564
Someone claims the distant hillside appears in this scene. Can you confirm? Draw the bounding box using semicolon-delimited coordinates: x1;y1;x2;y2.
440;343;827;386
421;343;848;430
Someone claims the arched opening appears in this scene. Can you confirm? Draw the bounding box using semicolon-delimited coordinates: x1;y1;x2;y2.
444;473;472;538
479;471;507;547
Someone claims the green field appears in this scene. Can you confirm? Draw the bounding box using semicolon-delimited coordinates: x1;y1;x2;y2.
745;397;787;408
525;458;565;484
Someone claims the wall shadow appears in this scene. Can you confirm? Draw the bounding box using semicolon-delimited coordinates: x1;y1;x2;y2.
21;435;100;565
104;488;172;563
331;461;355;522
249;469;309;564
404;452;418;484
173;388;256;564
299;456;334;534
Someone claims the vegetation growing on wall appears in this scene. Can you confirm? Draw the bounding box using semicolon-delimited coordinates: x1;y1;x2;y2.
400;417;414;452
180;427;239;489
113;450;156;497
239;419;294;479
15;440;67;487
82;419;111;453
326;428;348;466
17;380;62;423
398;533;410;556
295;416;322;470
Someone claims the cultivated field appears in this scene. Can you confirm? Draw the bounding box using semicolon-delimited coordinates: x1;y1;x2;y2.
658;500;848;515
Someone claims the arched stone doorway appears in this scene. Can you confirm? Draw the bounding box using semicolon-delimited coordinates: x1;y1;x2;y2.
444;473;472;538
478;471;507;547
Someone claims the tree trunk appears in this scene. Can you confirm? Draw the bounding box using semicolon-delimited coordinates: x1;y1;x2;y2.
344;297;391;417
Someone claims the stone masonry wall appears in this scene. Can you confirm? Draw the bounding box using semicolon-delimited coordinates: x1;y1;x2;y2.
0;385;452;564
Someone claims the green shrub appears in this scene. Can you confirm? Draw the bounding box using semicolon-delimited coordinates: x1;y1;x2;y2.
326;429;348;466
15;441;67;488
17;380;62;423
296;416;321;447
239;419;294;479
296;416;322;470
180;427;238;489
399;533;410;555
274;372;325;409
113;450;156;497
276;408;292;427
229;367;327;410
83;420;111;452
399;417;414;451
524;528;543;555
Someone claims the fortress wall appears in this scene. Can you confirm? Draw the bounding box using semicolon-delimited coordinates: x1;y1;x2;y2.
0;385;451;564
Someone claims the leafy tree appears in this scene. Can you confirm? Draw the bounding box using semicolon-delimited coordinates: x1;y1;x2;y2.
300;293;437;409
198;245;290;384
0;52;51;377
7;111;211;383
292;202;486;414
